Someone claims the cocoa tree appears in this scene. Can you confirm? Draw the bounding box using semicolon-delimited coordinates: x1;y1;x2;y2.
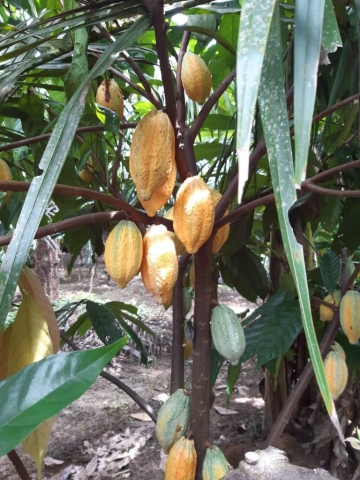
1;1;360;479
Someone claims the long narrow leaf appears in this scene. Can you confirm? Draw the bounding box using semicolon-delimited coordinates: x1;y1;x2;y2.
236;0;276;201
322;0;342;53
293;0;325;186
258;3;343;440
0;15;151;331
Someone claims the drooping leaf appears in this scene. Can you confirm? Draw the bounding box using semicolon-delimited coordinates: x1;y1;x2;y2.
210;347;224;389
320;250;340;294
226;363;241;401
322;0;342;53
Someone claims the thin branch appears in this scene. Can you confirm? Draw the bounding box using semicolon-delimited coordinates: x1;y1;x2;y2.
189;68;236;142
60;332;157;423
312;94;360;124
176;31;190;130
7;450;31;480
302;158;360;185
346;262;360;290
0;124;137;153
302;183;360;197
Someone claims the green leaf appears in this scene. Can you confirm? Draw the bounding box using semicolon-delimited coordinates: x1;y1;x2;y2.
0;337;127;456
222;212;254;258
320;250;340;293
236;0;276;200
318;196;342;233
210;347;224;389
293;0;325;185
0;15;152;331
226;363;241;401
322;0;342;53
334;203;360;254
106;301;155;337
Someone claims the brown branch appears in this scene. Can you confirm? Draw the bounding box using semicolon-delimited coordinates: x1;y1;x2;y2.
0;211;126;247
60;332;157;423
176;32;190;130
189;68;236;142
312;94;360;124
346;262;360;290
301;183;360;197
0;124;137;153
303;158;360;185
7;450;31;480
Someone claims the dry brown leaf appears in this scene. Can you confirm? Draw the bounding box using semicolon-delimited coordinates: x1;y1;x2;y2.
129;412;152;422
214;406;238;415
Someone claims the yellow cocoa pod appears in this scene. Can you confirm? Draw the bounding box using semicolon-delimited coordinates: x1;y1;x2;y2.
202;445;230;480
184;337;193;360
324;342;348;400
78;158;94;183
104;220;143;288
319;291;341;322
340;290;360;344
173;176;215;254
140;224;178;307
164;207;186;256
130;109;175;202
165;436;197;480
156;389;190;454
181;52;212;103
210;189;230;254
139;160;177;217
0;158;12;206
96;79;124;119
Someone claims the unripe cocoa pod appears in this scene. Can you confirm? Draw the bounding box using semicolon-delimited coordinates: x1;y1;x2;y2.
96;79;124;119
130;109;175;202
210;189;230;254
104;220;143;288
78;157;94;183
164;207;186;256
156;389;190;454
211;304;246;366
340;290;360;344
165;436;197;480
324;342;348;400
202;445;230;480
0;158;12;206
139;160;176;217
181;52;212;103
319;291;341;322
173;176;215;254
140;224;178;308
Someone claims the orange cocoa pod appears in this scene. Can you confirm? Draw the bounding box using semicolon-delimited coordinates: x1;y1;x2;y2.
210;189;230;253
96;79;124;119
324;342;348;400
140;224;178;307
0;158;12;206
164;207;186;256
340;290;360;344
181;52;212;103
78;158;94;183
319;291;341;322
165;436;197;480
129;109;175;202
173;176;215;254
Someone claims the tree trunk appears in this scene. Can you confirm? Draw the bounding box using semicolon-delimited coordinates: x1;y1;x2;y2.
33;238;60;302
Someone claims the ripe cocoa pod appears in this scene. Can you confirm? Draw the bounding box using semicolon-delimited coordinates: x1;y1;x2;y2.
104;220;143;288
184;337;193;360
140;224;178;308
210;189;230;254
164;207;186;256
0;158;12;206
173;176;215;254
165;436;197;480
202;445;230;480
181;52;212;103
156;389;190;454
78;158;94;183
130;109;175;202
96;79;124;119
139;160;177;217
211;304;246;366
319;291;341;322
324;342;348;400
340;290;360;344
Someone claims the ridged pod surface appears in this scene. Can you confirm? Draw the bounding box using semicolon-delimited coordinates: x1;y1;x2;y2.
140;224;178;308
181;52;212;104
319;291;341;322
340;290;360;344
130;109;175;202
79;158;94;183
173;176;215;254
165;436;197;480
211;304;246;365
324;342;348;400
156;389;190;454
104;221;143;288
164;207;186;256
139;160;177;217
0;158;12;206
96;79;124;119
202;445;230;480
210;189;230;254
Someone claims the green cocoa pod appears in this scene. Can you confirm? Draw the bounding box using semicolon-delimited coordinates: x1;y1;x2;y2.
202;445;230;480
211;304;246;366
156;389;190;454
182;288;192;317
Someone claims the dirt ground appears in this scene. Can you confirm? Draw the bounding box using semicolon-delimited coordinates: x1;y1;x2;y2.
0;255;309;479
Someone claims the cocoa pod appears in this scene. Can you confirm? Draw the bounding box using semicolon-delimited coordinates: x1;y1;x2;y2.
181;52;212;103
165;436;197;480
96;79;124;119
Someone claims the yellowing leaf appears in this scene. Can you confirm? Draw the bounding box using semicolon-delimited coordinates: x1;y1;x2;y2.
18;267;60;353
8;293;54;376
23;417;55;480
0;325;12;381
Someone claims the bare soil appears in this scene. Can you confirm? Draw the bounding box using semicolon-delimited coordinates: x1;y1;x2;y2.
0;255;303;480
